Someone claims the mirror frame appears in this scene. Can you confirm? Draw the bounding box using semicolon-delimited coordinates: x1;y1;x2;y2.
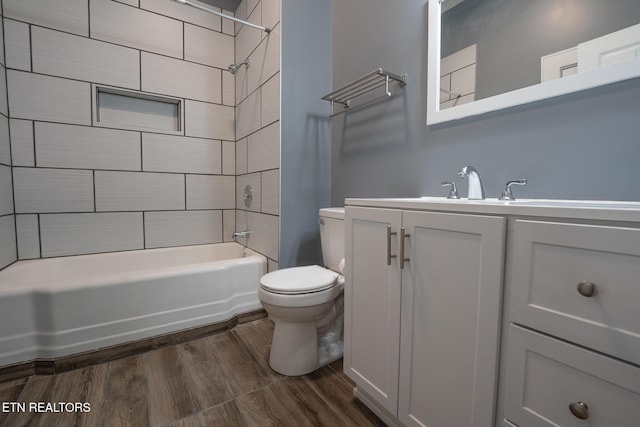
427;0;640;125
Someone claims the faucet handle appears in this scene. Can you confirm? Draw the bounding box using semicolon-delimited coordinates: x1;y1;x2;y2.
441;181;460;199
499;179;527;201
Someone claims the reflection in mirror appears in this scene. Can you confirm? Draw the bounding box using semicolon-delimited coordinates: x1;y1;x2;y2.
427;0;640;124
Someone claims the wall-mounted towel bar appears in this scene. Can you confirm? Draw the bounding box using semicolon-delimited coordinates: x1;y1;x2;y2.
322;68;407;117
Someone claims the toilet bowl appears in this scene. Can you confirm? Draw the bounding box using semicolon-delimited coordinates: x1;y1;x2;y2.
259;208;345;376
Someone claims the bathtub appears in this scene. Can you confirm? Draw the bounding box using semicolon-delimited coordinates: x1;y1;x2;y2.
0;242;266;367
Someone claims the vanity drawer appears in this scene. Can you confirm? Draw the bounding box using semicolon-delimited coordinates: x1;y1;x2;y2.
504;325;640;427
509;219;640;365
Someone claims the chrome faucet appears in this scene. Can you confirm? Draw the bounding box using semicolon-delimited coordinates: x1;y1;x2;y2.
458;166;485;200
232;230;251;240
498;179;527;201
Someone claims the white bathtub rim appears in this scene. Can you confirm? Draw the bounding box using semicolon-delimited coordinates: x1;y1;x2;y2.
0;242;268;367
0;242;262;294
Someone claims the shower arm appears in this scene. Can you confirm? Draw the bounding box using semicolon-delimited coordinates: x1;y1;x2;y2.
173;0;271;33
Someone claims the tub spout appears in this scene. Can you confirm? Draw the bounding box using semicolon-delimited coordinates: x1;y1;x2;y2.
232;230;251;240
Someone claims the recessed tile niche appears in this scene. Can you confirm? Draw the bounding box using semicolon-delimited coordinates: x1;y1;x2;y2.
93;85;183;134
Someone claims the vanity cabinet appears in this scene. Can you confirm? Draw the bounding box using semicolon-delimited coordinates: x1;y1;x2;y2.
345;206;505;427
503;219;640;427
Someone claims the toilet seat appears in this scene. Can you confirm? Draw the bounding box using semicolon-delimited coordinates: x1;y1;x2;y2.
260;265;338;295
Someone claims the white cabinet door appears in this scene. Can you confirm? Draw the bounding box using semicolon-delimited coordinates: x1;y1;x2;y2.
345;206;402;416
398;211;505;427
578;23;640;72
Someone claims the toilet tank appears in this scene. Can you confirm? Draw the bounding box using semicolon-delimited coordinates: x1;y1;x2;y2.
319;207;345;273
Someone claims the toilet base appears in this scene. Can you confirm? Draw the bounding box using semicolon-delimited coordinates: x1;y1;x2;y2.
269;320;319;376
268;311;344;376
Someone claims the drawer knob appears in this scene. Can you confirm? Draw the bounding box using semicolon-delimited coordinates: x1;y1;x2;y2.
569;401;589;420
577;281;598;298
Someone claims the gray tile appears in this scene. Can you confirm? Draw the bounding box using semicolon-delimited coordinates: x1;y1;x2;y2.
236;138;248;175
35;123;141;171
184;101;235;141
7;70;91;125
32;27;140;90
9;119;34;167
247;212;279;261
236;89;261;140
0;116;10;166
40;212;144;257
142;133;221;175
262;0;281;32
144;210;222;248
247;24;280;93
4;19;31;71
236;173;261;212
235;7;262;67
261;73;280;126
90;0;182;59
222;68;235;107
13;167;94;214
16;214;40;260
186;175;235;210
95;171;185;212
222;140;235;176
140;0;222;32
223;209;235;243
0;65;7;116
4;0;89;36
0;215;17;270
0;165;14;216
141;53;221;104
248;122;279;173
261;170;279;215
184;24;233;69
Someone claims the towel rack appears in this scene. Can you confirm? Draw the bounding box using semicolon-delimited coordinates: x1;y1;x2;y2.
322;68;407;117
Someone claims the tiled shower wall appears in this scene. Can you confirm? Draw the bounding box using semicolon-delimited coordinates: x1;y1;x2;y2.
234;0;280;270
0;0;280;268
0;5;16;270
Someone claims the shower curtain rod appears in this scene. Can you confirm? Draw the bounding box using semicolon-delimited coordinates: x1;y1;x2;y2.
173;0;271;33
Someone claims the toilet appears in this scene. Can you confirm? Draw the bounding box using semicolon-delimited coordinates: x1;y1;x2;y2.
259;207;345;376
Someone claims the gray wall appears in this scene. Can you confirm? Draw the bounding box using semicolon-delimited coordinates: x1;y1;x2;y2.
331;0;640;205
442;0;640;99
280;0;332;268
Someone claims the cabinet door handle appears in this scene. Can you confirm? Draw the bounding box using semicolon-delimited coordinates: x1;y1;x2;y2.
577;281;598;298
569;401;589;420
387;226;397;266
400;227;410;270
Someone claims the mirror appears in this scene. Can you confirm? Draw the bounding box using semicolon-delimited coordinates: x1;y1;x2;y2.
427;0;640;125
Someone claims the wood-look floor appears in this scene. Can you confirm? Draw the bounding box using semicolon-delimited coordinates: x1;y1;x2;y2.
0;319;386;427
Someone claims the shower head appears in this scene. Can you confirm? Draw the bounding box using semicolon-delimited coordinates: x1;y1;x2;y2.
227;60;250;75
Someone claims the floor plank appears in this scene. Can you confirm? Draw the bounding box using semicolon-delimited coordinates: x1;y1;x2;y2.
102;355;149;427
2;319;385;427
207;332;268;397
55;364;110;427
271;377;349;427
232;322;284;383
146;346;194;427
177;337;234;412
197;400;246;427
304;366;386;427
2;374;71;427
0;382;28;426
235;386;296;427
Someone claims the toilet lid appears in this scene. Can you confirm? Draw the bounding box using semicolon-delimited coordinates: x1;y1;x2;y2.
260;265;339;295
